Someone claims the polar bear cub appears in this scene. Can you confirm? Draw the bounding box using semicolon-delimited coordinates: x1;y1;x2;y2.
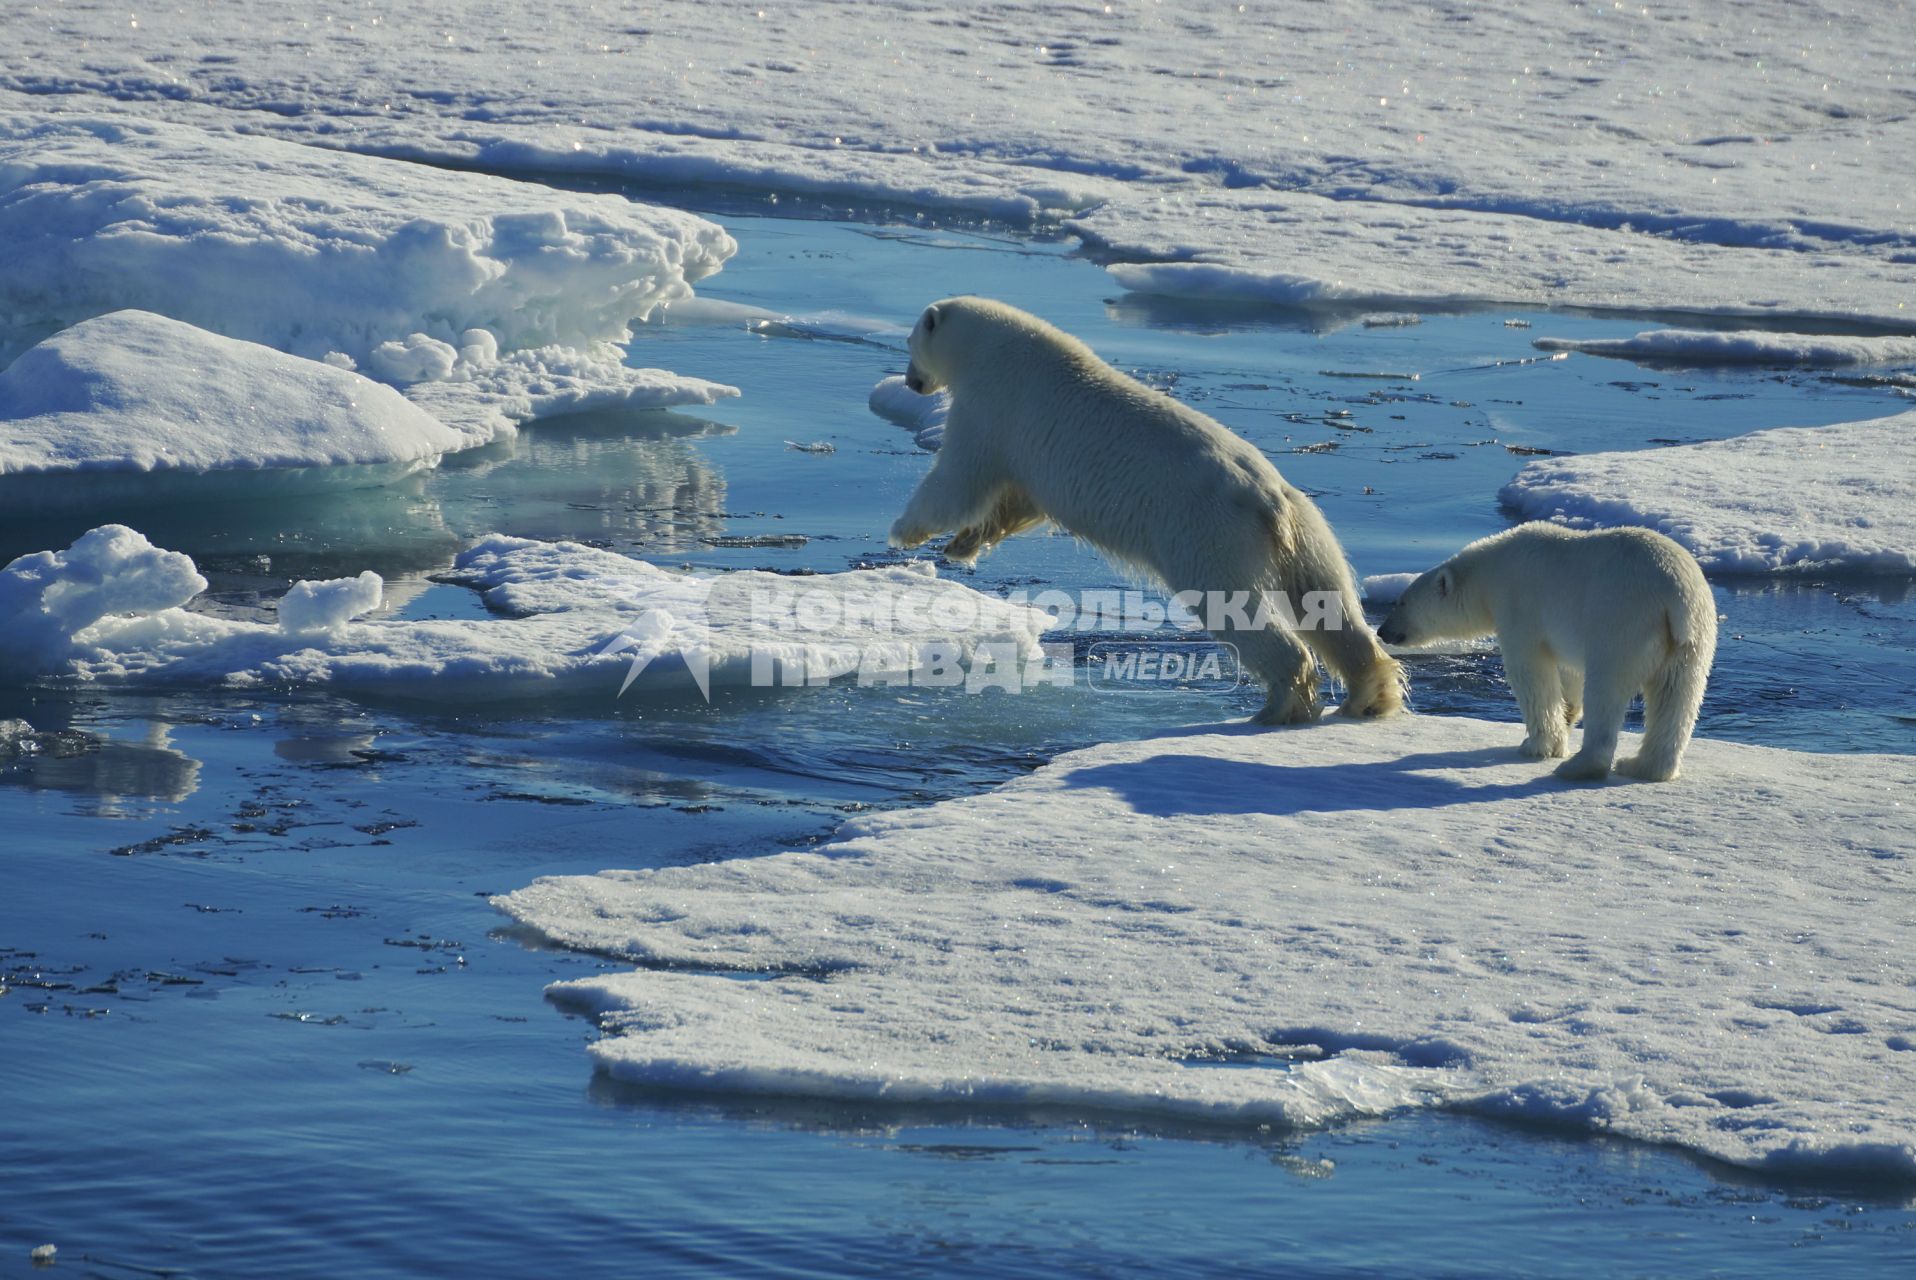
888;295;1405;723
1377;523;1716;781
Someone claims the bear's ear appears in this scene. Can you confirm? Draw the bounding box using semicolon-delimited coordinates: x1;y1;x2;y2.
922;304;940;335
1436;568;1452;599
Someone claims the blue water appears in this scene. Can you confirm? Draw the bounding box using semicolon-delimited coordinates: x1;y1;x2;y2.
3;211;1914;1278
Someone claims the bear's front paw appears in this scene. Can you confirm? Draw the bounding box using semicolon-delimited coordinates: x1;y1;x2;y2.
888;519;933;551
1553;753;1612;782
1519;733;1570;759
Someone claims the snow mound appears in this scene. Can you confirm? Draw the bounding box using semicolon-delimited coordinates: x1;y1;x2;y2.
0;114;734;363
0;527;1051;700
1500;411;1916;575
278;572;383;635
0;525;207;671
0;311;467;483
384;340;739;442
868;375;948;451
0;114;738;444
499;715;1916;1180
1532;330;1916;367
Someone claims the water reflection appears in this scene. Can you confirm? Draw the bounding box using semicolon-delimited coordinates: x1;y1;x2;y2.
273;733;382;766
1;718;201;805
0;471;460;585
430;410;737;555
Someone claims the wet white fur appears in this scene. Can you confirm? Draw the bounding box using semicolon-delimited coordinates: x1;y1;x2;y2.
1379;523;1716;781
888;296;1405;723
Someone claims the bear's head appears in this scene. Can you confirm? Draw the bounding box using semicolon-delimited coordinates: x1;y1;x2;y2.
903;300;949;394
1376;563;1481;647
905;296;988;394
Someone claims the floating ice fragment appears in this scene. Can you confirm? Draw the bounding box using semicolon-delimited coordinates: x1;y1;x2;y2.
0;527;1050;700
1360;572;1418;604
868;375;949;451
278;572;385;635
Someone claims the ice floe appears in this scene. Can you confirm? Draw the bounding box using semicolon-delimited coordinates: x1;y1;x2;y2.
1501;410;1916;575
6;3;1911;326
0;114;738;445
1083;189;1916;328
0;311;467;489
868;375;948;451
1532;331;1916;367
1360;573;1418;605
500;714;1916;1179
0;114;734;364
0;527;1051;700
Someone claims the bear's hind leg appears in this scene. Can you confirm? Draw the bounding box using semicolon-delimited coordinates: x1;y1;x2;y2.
943;487;1046;566
1616;649;1707;782
1238;625;1321;725
1555;661;1632;782
1505;650;1571;758
1559;664;1583;736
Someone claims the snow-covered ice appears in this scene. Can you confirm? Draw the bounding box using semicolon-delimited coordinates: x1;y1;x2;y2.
0;114;734;365
4;0;1912;1199
1360;573;1418;605
0;527;1051;700
392;343;738;444
0;525;209;673
4;2;1910;327
1501;410;1916;575
0;311;467;484
0;113;738;444
868;375;948;451
1081;188;1916;327
1532;331;1916;367
499;715;1916;1179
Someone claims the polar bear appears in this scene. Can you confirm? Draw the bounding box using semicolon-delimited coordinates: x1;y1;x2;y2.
1377;523;1716;781
888;296;1405;723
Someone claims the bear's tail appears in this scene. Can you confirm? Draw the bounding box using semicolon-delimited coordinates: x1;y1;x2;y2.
1277;496;1409;719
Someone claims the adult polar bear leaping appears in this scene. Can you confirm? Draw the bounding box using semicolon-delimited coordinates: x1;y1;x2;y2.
1377;523;1716;782
887;296;1406;724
